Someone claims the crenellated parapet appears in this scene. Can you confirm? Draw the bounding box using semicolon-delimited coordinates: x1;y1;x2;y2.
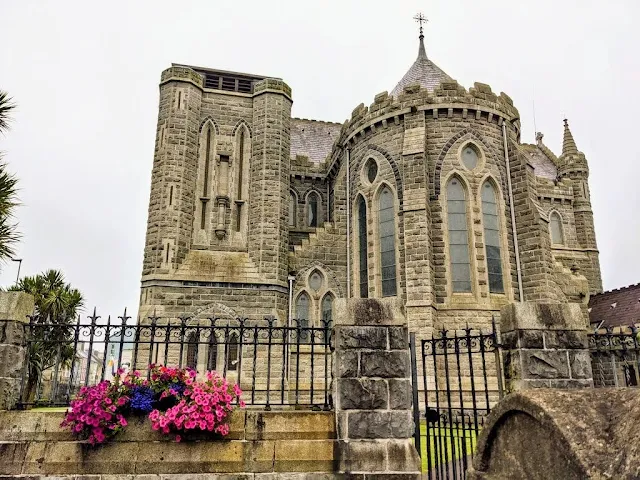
326;80;520;176
160;66;205;89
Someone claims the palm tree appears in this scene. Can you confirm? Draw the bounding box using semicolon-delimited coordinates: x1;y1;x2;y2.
0;90;20;263
9;269;85;403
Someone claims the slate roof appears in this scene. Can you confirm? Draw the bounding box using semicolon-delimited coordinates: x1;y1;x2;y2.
589;283;640;328
290;118;342;164
521;144;558;180
391;35;451;97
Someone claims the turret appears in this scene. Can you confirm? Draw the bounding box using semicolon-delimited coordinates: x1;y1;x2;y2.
142;66;203;275
557;119;602;293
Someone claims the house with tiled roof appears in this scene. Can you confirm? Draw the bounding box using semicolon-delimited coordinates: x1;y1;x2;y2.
589;283;640;329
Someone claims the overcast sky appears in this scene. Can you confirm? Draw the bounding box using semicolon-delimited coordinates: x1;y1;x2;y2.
0;0;638;319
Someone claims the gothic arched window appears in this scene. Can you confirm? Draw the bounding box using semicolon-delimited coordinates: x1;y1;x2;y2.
321;293;334;326
289;191;297;227
296;292;311;343
447;177;472;293
226;333;239;371
379;186;397;297
550;212;564;245
186;331;198;370
357;195;368;298
481;181;504;294
307;192;321;227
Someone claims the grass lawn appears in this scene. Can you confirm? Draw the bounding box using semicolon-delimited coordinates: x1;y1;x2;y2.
30;407;68;412
414;421;478;473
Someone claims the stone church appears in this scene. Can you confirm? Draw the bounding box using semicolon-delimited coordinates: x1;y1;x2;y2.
139;27;602;337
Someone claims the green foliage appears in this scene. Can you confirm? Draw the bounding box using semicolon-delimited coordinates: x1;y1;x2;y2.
9;270;84;400
0;90;20;264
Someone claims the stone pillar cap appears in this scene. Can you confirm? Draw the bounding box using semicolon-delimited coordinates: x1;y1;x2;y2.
500;302;586;332
334;297;405;326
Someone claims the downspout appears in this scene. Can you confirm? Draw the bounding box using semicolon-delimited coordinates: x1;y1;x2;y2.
345;148;351;299
287;275;295;328
502;120;524;301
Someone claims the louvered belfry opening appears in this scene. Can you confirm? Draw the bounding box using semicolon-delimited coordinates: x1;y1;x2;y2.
187;66;265;94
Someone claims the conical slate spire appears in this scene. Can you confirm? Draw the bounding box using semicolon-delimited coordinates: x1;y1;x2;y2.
562;118;579;156
390;33;451;97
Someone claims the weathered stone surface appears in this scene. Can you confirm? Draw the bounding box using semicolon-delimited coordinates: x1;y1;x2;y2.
348;411;413;439
386;440;422;472
388;379;412;410
518;330;543;349
334;298;404;327
360;352;409;378
501;303;585;332
544;330;587;349
336;327;386;350
569;351;591;379
336;350;358;378
0;377;22;411
388;327;408;350
0;292;34;323
0;319;26;345
336;440;386;472
470;389;640;480
522;350;569;379
338;378;387;410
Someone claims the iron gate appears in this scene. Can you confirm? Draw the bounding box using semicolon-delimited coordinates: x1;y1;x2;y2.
410;324;504;479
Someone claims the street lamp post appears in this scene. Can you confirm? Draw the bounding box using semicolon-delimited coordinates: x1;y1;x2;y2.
11;258;22;285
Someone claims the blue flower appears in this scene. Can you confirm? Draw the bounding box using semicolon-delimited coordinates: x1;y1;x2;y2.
168;382;185;395
130;386;155;413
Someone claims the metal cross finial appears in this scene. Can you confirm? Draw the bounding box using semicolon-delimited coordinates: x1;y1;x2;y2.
414;12;428;36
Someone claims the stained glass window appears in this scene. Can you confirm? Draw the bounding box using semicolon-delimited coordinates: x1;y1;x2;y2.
379;187;397;297
482;182;504;294
447;178;472;293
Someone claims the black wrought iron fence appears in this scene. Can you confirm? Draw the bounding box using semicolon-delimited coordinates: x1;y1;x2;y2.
411;324;504;480
590;326;640;388
15;310;333;410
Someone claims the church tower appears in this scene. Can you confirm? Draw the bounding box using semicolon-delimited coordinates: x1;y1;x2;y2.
557;119;602;293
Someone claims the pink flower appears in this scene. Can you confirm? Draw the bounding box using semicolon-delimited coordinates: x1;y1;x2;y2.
175;435;181;442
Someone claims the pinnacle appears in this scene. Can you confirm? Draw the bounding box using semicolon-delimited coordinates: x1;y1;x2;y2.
562;118;579;156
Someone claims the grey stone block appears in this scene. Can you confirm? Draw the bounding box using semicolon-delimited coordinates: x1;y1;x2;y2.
0;344;26;377
0;320;26;346
545;331;588;349
388;379;412;410
336;440;386;472
337;327;387;350
389;411;414;438
388;327;408;350
569;351;592;379
518;330;543;349
386;440;421;472
337;351;358;378
348;411;391;439
522;350;570;379
361;352;409;378
339;378;388;410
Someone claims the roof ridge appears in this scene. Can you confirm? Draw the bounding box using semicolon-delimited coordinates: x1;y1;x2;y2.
292;117;342;125
592;283;640;296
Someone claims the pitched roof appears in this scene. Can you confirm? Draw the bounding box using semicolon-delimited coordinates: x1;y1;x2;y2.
290;118;342;164
588;283;640;328
390;35;451;97
521;143;558;180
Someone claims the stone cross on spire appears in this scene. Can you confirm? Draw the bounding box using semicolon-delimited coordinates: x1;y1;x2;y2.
414;12;428;37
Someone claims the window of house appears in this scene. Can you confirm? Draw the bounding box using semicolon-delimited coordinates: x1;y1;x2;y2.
550;212;564;245
461;143;480;170
481;182;504;293
358;196;368;298
289;192;297;227
307;192;321;227
379;186;397;297
447;178;472;293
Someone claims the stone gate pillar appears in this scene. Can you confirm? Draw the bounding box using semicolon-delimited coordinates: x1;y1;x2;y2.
500;302;593;392
333;298;421;478
0;292;35;410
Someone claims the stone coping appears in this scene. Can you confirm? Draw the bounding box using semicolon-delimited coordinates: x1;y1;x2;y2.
0;410;335;442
